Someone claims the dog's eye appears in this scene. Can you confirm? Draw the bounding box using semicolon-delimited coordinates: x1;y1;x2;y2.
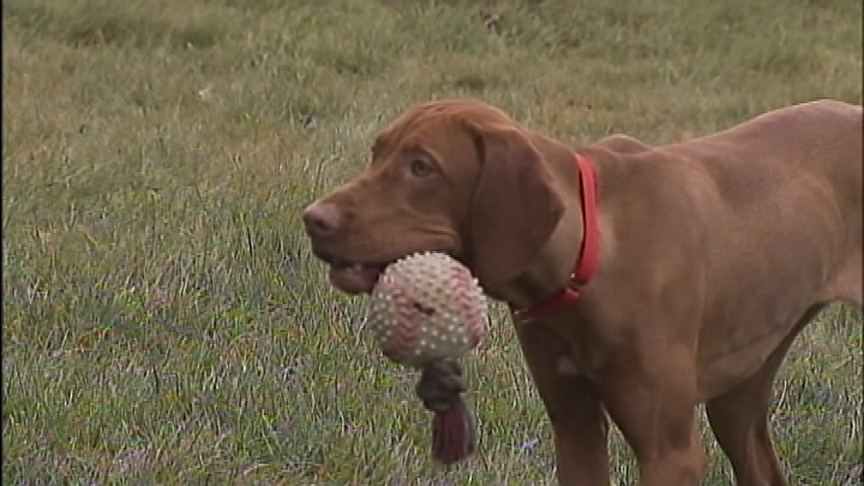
409;158;434;177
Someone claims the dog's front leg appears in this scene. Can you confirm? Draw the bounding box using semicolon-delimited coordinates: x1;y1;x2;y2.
516;322;611;486
599;346;707;486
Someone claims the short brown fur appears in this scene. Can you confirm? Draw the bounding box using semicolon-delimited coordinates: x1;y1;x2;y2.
303;99;863;485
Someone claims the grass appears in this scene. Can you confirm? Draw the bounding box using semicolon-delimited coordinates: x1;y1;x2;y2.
2;0;862;484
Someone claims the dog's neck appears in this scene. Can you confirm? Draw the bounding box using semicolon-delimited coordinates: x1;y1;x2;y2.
498;134;599;313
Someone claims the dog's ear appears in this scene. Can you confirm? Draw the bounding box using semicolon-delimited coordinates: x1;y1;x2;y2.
465;122;565;286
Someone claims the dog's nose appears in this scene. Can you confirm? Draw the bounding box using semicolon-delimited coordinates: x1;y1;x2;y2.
302;201;343;237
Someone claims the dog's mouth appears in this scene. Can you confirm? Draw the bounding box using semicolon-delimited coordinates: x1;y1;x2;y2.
316;249;461;295
325;258;390;295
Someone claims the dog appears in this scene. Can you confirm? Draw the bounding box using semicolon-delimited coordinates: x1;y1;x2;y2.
302;98;862;485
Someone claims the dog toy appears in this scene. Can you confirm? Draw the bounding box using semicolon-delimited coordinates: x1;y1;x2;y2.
365;251;487;465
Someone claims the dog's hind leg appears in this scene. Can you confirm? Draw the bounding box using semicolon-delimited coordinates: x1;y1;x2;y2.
704;306;823;486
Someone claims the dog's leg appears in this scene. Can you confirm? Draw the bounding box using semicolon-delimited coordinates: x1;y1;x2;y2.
599;352;707;486
704;306;820;486
516;322;611;486
823;248;863;306
705;360;788;486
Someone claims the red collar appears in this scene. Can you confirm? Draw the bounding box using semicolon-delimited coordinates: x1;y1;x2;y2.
511;153;599;319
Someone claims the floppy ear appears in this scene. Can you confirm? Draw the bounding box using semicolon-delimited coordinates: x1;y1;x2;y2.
466;122;565;286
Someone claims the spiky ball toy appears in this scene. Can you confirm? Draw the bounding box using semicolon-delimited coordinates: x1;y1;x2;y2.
365;252;487;465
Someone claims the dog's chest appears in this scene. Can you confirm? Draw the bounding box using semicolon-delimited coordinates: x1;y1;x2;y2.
526;314;607;381
554;348;605;381
556;356;583;376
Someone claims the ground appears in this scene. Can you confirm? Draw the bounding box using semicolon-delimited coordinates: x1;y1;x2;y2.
2;0;862;484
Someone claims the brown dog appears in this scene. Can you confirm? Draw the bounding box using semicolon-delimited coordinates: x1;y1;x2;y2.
302;99;863;485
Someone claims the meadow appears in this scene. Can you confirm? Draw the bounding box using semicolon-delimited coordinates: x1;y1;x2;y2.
2;0;862;484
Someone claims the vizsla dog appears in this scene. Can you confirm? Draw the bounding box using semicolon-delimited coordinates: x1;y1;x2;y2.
302;99;863;485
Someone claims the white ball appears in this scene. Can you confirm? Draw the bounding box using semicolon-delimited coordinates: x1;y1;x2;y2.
365;252;487;367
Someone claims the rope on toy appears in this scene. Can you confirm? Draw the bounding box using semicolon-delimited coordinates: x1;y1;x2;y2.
432;395;475;464
417;359;476;464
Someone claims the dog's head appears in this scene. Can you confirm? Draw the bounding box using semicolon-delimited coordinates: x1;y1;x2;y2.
302;99;564;294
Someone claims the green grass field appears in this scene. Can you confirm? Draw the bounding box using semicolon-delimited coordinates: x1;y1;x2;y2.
2;0;862;484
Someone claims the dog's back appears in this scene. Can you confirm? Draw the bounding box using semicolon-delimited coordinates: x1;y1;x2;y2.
671;101;861;395
590;100;862;398
673;100;861;207
672;100;861;300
